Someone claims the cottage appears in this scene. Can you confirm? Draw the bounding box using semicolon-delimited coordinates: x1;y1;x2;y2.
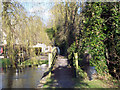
31;43;52;53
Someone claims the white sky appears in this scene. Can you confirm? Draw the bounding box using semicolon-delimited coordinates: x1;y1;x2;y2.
20;1;54;26
17;0;84;26
13;0;118;25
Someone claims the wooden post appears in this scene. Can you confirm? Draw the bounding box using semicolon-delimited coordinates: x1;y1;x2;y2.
74;53;78;69
74;53;78;77
48;53;52;77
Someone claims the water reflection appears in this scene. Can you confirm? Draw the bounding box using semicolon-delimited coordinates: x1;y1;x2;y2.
0;72;2;89
1;66;47;88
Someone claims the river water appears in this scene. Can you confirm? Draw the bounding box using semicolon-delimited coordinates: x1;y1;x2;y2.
0;66;47;88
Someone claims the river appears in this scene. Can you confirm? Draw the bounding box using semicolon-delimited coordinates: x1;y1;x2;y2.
0;66;47;88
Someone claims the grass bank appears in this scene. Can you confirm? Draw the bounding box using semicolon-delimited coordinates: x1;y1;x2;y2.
18;58;48;67
74;77;119;88
74;71;119;88
0;57;48;68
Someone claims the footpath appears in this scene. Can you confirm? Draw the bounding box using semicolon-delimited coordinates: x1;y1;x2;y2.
38;55;75;88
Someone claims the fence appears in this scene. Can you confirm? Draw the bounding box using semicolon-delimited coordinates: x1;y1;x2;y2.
48;47;58;77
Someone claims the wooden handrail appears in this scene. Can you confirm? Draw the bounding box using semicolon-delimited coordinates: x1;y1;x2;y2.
40;47;58;79
48;47;58;77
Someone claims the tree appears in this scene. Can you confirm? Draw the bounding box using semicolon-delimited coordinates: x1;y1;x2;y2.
2;1;32;67
78;2;120;79
47;2;84;55
2;1;27;67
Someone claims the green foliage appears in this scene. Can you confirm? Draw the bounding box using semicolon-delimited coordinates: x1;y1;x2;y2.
67;42;77;66
78;66;88;79
46;28;55;41
100;2;120;79
80;2;106;74
18;59;48;66
48;2;83;55
67;42;77;58
0;58;11;68
66;2;120;78
2;1;51;68
81;2;120;77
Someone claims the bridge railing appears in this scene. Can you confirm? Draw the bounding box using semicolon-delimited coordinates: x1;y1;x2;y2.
48;47;58;77
39;47;58;83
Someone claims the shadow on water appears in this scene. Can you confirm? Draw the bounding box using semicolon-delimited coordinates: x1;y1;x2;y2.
43;65;89;88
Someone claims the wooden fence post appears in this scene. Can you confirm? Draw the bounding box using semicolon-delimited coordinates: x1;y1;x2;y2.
48;53;52;77
74;53;78;77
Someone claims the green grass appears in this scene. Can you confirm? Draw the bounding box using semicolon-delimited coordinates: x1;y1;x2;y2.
75;79;109;88
74;75;119;88
0;58;11;68
43;76;57;88
73;67;120;88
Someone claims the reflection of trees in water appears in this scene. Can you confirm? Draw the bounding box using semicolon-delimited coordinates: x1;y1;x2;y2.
2;67;46;88
7;69;14;88
0;73;2;89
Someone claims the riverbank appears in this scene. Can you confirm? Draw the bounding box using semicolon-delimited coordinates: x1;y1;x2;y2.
0;58;11;68
0;55;48;68
18;57;48;67
74;75;119;88
72;67;120;88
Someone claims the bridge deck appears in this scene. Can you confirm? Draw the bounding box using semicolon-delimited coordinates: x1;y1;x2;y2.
50;55;75;88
